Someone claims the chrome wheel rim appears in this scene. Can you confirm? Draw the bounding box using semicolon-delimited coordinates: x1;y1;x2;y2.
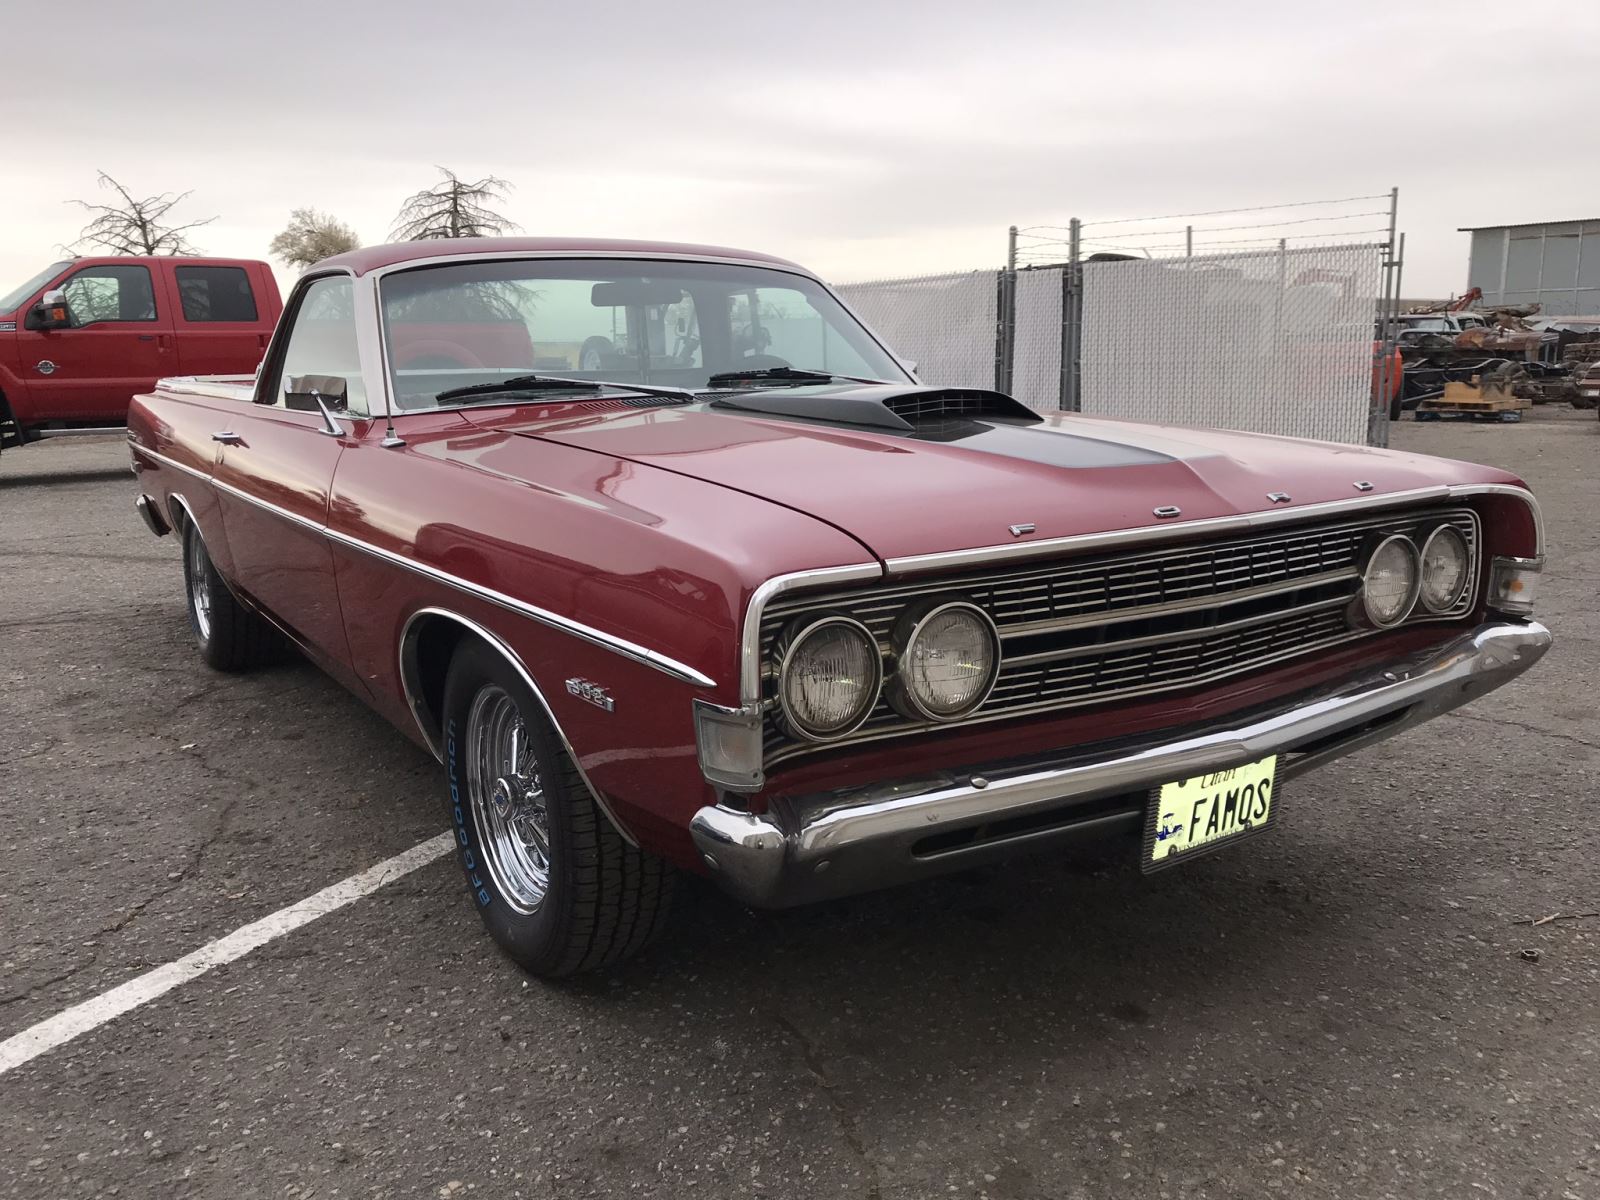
186;533;213;641
466;685;551;914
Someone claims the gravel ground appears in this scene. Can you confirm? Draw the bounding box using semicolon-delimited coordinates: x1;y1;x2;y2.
1;409;1596;1200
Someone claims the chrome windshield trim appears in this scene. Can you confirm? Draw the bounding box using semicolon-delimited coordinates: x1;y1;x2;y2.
367;253;918;419
133;445;714;688
365;249;836;281
883;483;1542;575
398;606;639;846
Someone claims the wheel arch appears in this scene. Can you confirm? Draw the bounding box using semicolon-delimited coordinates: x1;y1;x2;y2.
167;491;200;534
399;606;639;846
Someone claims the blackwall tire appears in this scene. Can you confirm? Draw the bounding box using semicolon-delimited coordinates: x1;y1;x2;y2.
180;520;284;672
440;638;676;977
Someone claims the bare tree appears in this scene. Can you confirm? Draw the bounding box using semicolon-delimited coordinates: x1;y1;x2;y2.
270;208;362;268
389;167;519;240
71;172;216;255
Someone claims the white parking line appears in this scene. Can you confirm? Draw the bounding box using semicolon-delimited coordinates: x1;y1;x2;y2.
0;832;455;1077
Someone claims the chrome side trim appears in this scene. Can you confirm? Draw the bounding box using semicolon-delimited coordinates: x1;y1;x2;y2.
883;483;1543;575
210;475;326;535
130;444;715;688
324;526;715;688
131;443;208;481
398;606;638;847
693;619;1552;908
739;563;885;706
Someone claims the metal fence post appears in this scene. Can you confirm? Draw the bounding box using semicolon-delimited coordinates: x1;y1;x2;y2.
995;227;1018;393
1370;188;1402;447
1062;218;1083;412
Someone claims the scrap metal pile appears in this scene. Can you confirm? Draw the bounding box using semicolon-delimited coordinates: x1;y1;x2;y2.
1396;301;1598;413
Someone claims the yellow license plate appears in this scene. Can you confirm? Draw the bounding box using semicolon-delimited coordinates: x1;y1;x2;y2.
1143;755;1278;871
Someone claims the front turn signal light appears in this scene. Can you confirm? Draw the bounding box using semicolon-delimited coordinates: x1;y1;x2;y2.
1488;556;1542;616
694;701;765;793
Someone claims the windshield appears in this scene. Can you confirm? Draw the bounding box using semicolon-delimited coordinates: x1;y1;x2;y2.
1399;317;1452;332
0;261;71;314
378;258;909;410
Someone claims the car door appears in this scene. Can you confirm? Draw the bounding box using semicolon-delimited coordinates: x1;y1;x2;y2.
162;262;272;378
211;273;369;690
13;261;176;421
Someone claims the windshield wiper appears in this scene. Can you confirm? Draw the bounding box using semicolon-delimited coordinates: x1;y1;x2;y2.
705;367;890;389
433;374;697;405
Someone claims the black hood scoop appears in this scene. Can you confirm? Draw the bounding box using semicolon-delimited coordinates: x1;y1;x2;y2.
703;381;1175;469
709;384;1042;432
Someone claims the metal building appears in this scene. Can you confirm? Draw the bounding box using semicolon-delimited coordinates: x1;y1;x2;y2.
1461;218;1600;316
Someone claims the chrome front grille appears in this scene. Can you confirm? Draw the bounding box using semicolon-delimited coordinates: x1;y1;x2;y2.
759;507;1480;761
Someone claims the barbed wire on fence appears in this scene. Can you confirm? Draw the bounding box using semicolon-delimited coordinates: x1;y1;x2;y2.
1013;193;1397;268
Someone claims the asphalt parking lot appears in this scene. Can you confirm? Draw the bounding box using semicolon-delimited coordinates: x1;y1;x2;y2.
2;410;1597;1200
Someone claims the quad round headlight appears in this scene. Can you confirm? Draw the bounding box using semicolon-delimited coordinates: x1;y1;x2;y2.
1361;534;1421;628
776;616;882;741
1418;525;1470;613
889;601;1001;721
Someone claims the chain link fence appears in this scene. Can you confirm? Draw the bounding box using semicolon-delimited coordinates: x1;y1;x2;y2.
832;193;1403;446
1079;243;1385;444
835;270;999;391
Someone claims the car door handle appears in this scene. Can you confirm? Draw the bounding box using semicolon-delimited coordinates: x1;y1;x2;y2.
211;431;244;444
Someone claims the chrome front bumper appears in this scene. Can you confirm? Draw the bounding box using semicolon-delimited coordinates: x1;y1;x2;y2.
690;620;1551;908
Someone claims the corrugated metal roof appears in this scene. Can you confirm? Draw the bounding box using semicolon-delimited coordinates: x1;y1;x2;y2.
1457;218;1600;232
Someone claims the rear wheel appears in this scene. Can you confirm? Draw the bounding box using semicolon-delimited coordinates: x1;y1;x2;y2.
440;639;676;976
180;519;284;671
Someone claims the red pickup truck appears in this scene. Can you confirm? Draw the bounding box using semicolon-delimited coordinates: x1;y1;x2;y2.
0;256;282;454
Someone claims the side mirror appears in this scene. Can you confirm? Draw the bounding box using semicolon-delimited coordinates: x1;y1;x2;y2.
281;374;349;413
25;288;72;331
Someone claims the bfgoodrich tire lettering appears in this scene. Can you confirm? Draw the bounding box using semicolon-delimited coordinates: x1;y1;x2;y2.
440;638;676;976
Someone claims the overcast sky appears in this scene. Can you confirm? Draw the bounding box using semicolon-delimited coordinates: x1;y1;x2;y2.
3;0;1596;300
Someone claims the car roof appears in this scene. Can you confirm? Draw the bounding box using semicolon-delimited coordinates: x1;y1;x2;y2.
315;237;813;277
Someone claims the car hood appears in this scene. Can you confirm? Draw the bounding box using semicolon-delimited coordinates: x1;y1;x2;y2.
463;388;1508;565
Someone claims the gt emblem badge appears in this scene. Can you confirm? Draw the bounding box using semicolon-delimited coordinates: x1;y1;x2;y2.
565;678;615;712
1266;492;1292;504
1008;523;1036;537
35;360;57;375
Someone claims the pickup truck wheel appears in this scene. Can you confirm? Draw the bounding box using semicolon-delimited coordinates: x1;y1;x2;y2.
441;640;676;977
181;521;284;671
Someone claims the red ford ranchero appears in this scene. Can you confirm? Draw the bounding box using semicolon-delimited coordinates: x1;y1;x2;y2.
126;238;1551;976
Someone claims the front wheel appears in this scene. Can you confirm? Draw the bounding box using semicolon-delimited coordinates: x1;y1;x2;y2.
440;639;676;976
